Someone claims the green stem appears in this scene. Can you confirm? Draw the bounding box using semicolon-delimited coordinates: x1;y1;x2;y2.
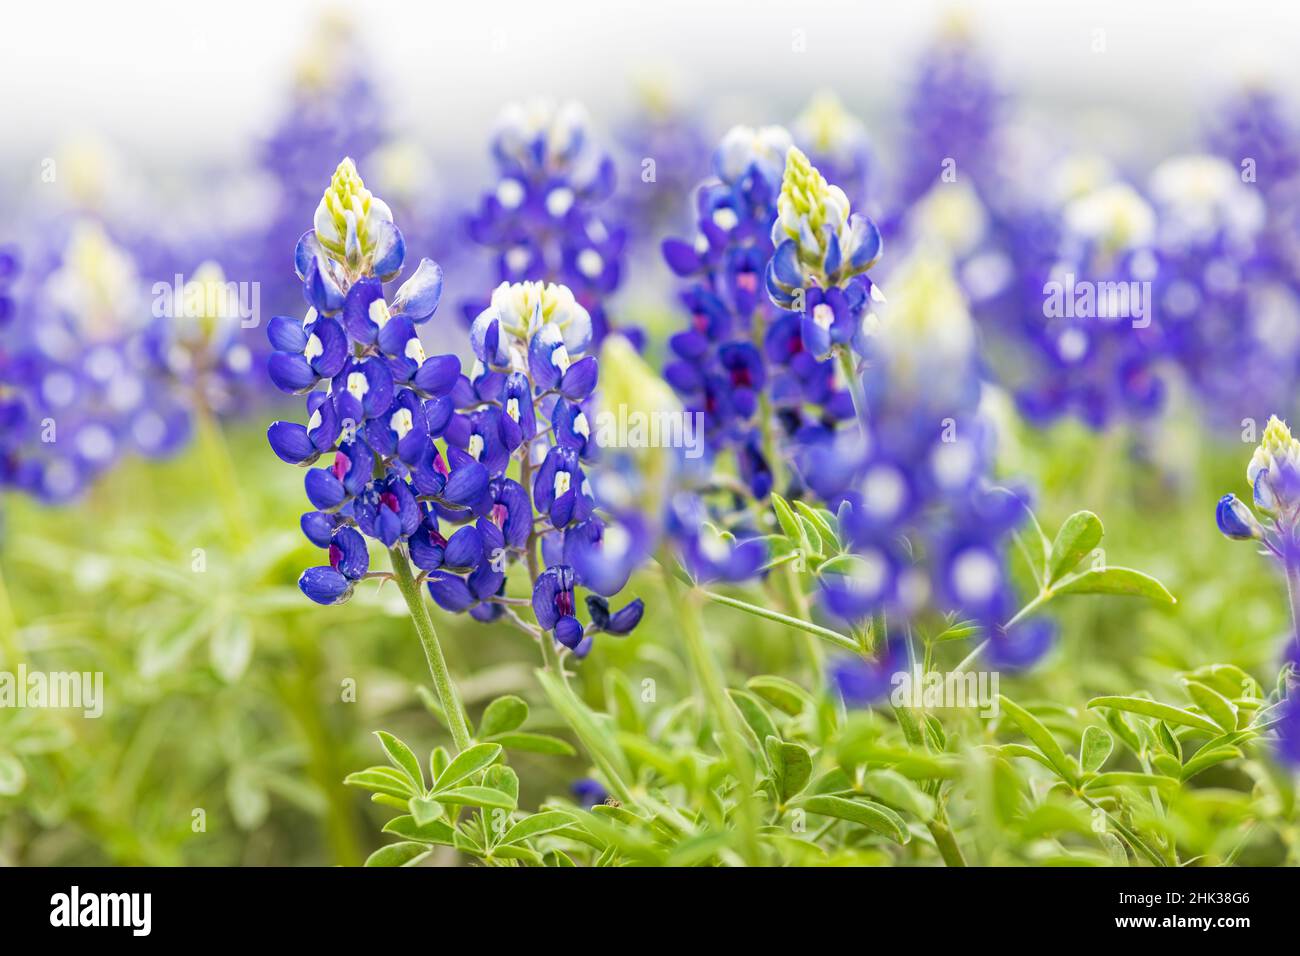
194;404;252;552
1284;558;1300;650
388;546;472;753
700;587;859;653
781;562;824;677
927;812;968;867
662;564;763;865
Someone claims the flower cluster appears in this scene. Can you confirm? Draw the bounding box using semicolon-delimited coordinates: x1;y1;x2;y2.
1216;414;1300;764
895;20;1005;212
464;280;646;653
802;253;1051;695
764;144;884;359
660;128;860;506
465;100;628;345
268;159;643;658
267;159;478;597
0;222;191;501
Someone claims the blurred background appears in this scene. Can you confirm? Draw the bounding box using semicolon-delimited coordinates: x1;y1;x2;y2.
1;1;1298;866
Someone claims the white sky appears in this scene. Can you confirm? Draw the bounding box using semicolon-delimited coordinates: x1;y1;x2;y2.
0;0;1296;176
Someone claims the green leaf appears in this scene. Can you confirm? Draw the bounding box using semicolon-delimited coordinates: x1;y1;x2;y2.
771;493;802;542
1083;772;1178;798
860;769;936;821
344;767;415;800
1047;511;1103;585
1087;697;1220;735
490;732;576;756
210;616;253;683
428;746;450;784
794;499;838;546
727;689;780;758
995;743;1061;775
1180;746;1243;781
746;675;813;716
1182;680;1238;734
501;810;577;846
1152;753;1183;778
436;786;517;810
480;695;529;738
365;842;431;867
408;796;443;827
766;737;813;803
490;843;543;864
1053;567;1175;604
227;767;270;831
998;696;1077;785
799;795;910;844
383;814;457;845
484;765;519;805
0;752;26;797
375;731;425;791
433;743;502;792
1080;726;1114;774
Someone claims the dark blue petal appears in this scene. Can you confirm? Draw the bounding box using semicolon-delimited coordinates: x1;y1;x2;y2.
299;566;353;605
267;421;317;464
268;315;307;353
268;352;318;394
330;526;370;580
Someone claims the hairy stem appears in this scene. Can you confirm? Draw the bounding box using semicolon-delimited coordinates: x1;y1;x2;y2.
388;546;472;752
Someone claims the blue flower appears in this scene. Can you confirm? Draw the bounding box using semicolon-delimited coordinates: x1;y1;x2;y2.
299;526;370;605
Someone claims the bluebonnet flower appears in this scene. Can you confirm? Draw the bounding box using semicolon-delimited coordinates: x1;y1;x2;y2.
829;638;908;708
299;526;370;605
266;159;489;604
458;278;644;657
0;222;190;502
764;145;884;359
804;252;1054;688
1143;155;1294;430
465;100;629;345
141;261;264;416
1216;415;1300;766
661;128;859;506
613;77;711;244
895;21;1006;213
1216;416;1300;558
571;777;610;806
990;174;1166;429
